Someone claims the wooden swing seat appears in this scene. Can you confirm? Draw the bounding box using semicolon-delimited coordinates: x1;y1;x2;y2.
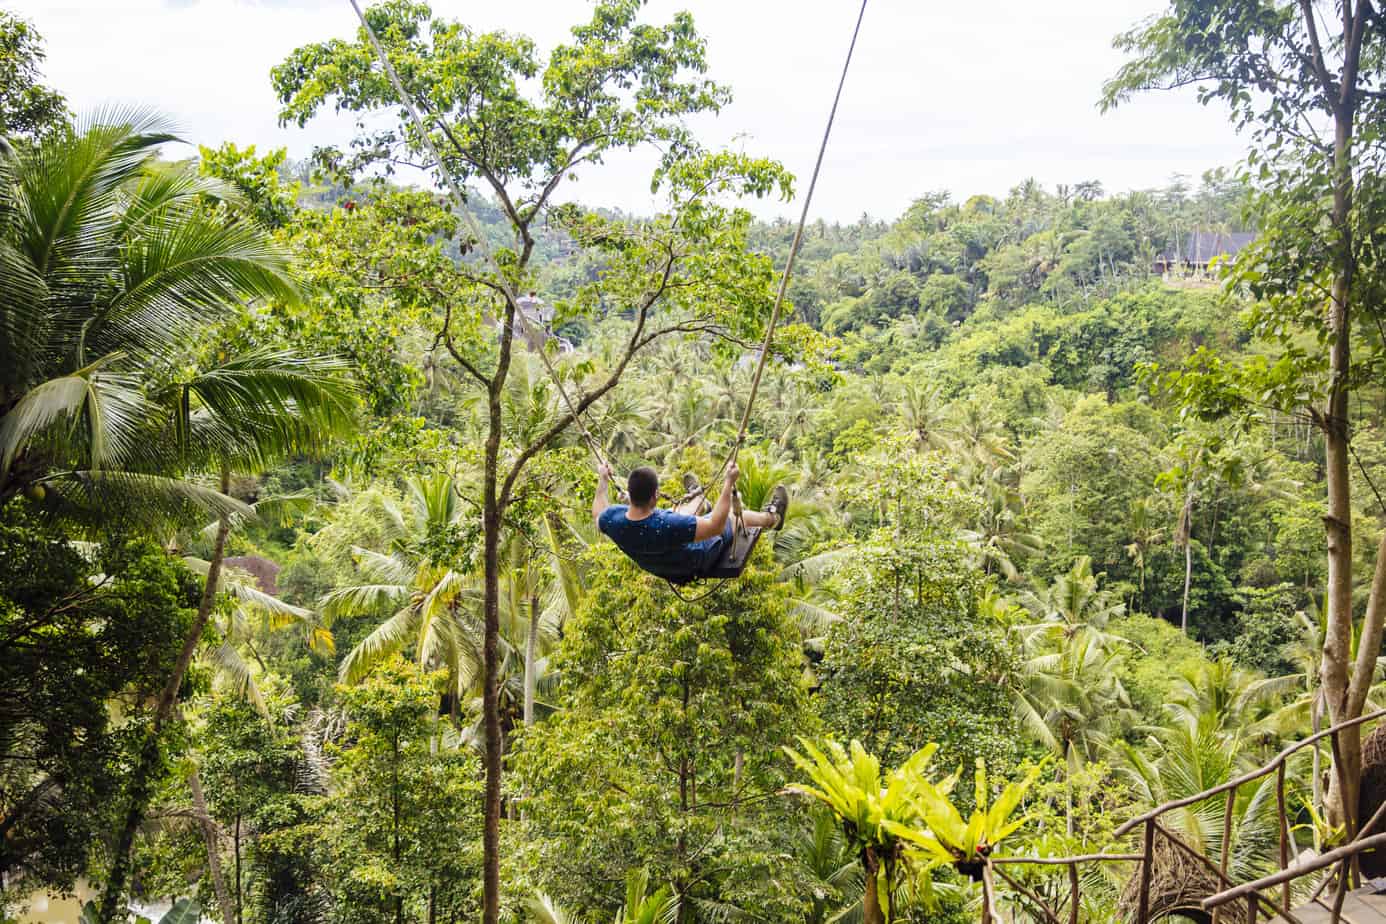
666;524;765;586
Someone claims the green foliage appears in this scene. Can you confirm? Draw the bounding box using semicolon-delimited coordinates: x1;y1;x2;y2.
79;897;200;924
816;541;1015;771
5;4;1378;921
0;503;198;901
1020;396;1165;579
783;738;943;920
885;758;1046;868
197;143;300;230
513;546;813;921
0;111;356;526
1214;583;1303;676
0;11;68;140
1113;614;1212;723
312;659;482;924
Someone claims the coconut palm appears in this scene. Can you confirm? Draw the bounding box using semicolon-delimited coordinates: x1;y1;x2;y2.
6;113;360;923
186;555;332;712
799;810;866;924
893;378;950;452
325;475;478;691
1017;556;1127;653
944;397;1014;467
1013;633;1137;834
328;474;582;749
0;110;350;519
1120;711;1283;884
1168;659;1281;736
961;473;1044;582
1124;497;1166;607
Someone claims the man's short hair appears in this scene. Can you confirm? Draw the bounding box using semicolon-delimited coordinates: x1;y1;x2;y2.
628;466;659;507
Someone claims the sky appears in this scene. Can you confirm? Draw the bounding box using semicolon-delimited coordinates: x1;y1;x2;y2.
12;0;1251;223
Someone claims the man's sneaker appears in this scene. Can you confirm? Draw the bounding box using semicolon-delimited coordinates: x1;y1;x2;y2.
765;485;789;529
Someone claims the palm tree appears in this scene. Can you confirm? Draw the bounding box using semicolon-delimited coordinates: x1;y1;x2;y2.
1168;659;1279;737
1017;556;1127;653
1121;712;1283;884
1013;632;1136;834
0;112;358;923
328;475;581;750
0;110;334;515
325;475;477;693
944;397;1014;468
961;474;1044;583
1124;497;1166;608
893;378;950;452
798;810;865;924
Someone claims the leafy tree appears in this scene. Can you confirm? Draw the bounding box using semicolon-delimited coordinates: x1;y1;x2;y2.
513;547;813;922
1020;397;1164;579
198;685;304;924
816;540;1015;771
312;659;482;924
0;112;358;921
271;5;794;918
1105;0;1386;830
0;11;67;140
0;504;197;910
198;143;301;231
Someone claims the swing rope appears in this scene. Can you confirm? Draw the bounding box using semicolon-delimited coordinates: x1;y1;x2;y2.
711;0;870;487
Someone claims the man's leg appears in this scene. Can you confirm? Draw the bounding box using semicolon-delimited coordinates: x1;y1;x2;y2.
675;493;705;517
741;510;779;529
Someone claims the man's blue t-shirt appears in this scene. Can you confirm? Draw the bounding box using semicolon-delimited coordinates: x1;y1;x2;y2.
597;505;729;580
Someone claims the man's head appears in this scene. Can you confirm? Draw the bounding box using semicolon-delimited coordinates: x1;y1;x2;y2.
628;466;659;508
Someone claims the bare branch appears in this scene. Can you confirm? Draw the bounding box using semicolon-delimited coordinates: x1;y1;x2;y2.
1300;0;1340;104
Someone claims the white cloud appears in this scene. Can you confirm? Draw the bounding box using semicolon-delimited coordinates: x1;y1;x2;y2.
13;0;1248;221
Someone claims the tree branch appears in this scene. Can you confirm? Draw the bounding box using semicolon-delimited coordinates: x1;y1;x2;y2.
1300;0;1340;104
497;251;680;509
432;301;492;389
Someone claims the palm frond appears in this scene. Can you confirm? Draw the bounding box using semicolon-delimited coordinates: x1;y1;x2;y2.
339;606;420;683
319;583;410;621
41;469;251;527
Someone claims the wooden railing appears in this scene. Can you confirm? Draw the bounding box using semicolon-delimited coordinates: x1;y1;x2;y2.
989;708;1386;924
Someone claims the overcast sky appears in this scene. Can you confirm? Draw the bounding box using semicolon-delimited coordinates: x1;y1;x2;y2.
12;0;1250;222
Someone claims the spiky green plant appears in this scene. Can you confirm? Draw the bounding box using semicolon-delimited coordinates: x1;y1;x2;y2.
783;738;942;924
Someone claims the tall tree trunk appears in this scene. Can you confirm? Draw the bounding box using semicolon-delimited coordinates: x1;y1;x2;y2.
1182;536;1193;634
100;469;233;924
523;594;540;727
234;813;243;924
1323;100;1362;836
481;395;504;924
188;767;236;924
1179;484;1194;634
393;729;403;924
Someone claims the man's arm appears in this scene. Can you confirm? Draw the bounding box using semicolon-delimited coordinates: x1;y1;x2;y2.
593;463;612;527
692;464;739;541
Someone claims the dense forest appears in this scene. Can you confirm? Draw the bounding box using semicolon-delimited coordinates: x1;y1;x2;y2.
7;2;1386;923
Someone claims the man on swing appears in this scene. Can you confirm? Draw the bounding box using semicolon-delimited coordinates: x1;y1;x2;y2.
593;462;789;583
